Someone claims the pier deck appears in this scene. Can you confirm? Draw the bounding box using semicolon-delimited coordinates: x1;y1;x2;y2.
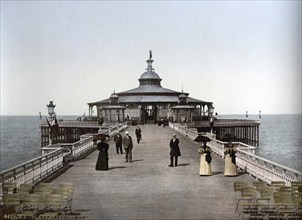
49;125;256;219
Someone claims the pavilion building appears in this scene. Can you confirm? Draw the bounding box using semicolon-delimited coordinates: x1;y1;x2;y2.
40;53;260;147
87;52;214;124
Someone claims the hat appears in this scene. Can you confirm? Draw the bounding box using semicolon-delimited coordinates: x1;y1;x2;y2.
172;134;176;137
125;131;129;135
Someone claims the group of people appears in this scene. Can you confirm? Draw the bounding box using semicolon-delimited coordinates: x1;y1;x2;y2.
95;126;142;170
95;127;238;177
198;140;238;176
167;133;238;177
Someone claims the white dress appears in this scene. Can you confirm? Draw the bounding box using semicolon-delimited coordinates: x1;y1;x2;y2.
199;146;212;176
224;146;238;176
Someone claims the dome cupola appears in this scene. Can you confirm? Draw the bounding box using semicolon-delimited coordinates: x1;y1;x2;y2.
178;92;188;105
109;91;119;105
138;50;162;86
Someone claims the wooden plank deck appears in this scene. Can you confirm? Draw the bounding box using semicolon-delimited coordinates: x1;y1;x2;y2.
48;124;256;219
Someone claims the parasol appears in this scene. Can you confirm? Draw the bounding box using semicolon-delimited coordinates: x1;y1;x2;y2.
194;135;211;143
221;133;237;142
93;133;110;141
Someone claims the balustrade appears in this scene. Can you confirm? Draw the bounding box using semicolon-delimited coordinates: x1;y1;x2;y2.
0;148;64;198
169;122;302;185
1;123;129;198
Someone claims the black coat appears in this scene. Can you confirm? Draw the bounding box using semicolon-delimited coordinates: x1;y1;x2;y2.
95;142;109;170
135;128;142;138
169;138;181;156
114;134;123;146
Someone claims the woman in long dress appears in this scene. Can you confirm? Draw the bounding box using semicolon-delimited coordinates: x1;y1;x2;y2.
224;141;238;176
95;137;109;171
198;141;212;176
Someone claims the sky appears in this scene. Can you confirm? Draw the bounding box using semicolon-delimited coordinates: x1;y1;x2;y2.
1;1;301;116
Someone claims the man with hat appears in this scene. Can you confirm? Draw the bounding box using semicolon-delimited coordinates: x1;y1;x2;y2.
169;134;181;167
135;126;142;144
114;131;123;154
123;131;133;162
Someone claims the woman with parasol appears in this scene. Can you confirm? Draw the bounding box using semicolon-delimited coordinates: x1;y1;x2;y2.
222;134;238;176
95;134;110;171
194;135;212;176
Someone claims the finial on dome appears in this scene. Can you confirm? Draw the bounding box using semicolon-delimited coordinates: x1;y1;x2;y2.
146;50;154;71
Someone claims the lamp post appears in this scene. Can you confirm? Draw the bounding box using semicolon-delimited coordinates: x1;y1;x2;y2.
47;101;56;145
209;105;215;133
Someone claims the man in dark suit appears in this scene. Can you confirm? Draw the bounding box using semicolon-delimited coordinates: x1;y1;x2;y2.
114;131;123;154
135;126;142;143
123;131;133;162
169;134;181;167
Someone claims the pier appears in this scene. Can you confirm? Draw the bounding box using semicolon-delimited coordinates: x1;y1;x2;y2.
1;124;301;219
41;118;261;147
42;124;256;219
40;120;100;147
191;119;261;146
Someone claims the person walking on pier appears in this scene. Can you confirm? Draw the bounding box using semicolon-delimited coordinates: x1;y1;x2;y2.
198;140;212;176
123;131;133;162
114;131;123;154
135;126;142;143
95;136;109;171
169;134;181;167
224;141;238;176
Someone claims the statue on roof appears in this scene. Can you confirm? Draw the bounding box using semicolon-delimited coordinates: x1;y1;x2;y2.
149;50;152;59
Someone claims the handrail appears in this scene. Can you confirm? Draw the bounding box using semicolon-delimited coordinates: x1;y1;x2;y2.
0;148;64;198
0;122;129;195
59;136;95;160
40;120;99;127
42;122;128;158
235;148;302;185
191;119;261;126
169;122;302;185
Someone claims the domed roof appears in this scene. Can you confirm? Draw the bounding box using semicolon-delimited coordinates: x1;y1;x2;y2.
140;71;161;80
178;92;188;105
179;93;187;98
110;93;119;99
109;92;119;105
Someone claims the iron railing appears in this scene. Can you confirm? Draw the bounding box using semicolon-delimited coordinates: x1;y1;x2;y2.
169;122;302;185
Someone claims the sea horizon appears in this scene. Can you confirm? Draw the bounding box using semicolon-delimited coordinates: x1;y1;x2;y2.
1;114;301;172
1;113;301;117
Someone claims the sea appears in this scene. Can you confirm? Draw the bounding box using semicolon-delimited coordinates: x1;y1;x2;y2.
0;115;301;172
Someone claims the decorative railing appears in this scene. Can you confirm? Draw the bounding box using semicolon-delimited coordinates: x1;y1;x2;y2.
41;138;93;158
0;148;64;197
235;149;302;185
40;120;99;127
191;119;261;127
169;122;302;185
169;123;198;140
58;136;95;160
42;122;128;157
1;122;129;198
